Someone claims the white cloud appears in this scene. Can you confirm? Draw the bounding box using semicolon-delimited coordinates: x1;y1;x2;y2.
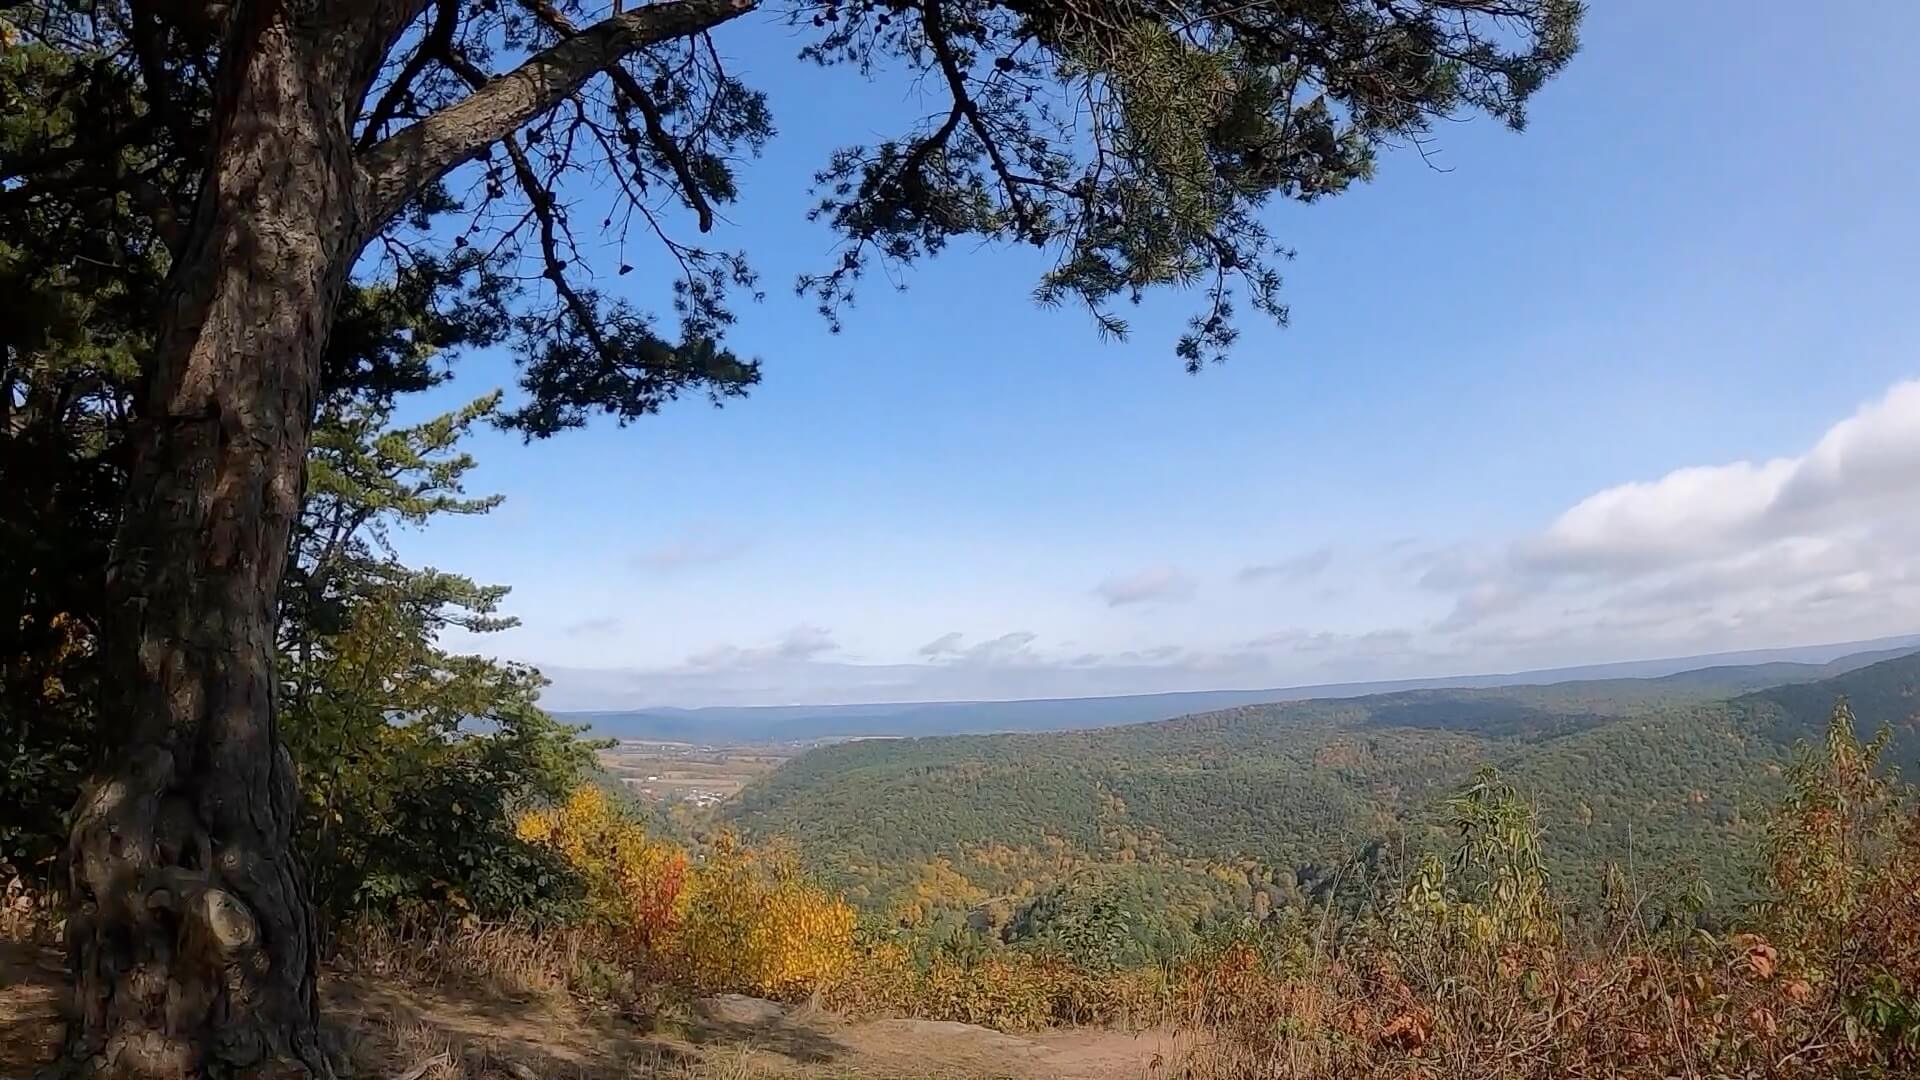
1237;547;1334;584
915;631;1042;665
918;631;966;658
1434;377;1920;649
684;625;838;670
632;532;749;572
562;616;623;637
1779;380;1920;514
1522;459;1796;572
1435;582;1528;632
534;626;1438;709
954;631;1041;666
1522;379;1920;575
1239;627;1424;663
503;378;1920;710
1095;565;1197;607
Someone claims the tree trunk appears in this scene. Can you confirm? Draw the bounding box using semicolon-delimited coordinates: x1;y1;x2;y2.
60;10;363;1078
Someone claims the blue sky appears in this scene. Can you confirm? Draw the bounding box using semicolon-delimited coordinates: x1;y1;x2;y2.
402;0;1920;708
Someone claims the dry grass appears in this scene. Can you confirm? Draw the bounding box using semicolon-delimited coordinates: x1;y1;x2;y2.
343;1008;805;1080
331;918;579;1004
828;941;1173;1032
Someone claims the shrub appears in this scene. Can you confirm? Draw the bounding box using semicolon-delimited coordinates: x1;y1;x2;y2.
514;785;688;956
675;834;857;998
516;787;856;1000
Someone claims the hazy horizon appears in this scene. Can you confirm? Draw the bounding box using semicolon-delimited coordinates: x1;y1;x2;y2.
539;633;1920;714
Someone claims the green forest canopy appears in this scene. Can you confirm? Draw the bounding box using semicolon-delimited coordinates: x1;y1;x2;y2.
723;650;1920;946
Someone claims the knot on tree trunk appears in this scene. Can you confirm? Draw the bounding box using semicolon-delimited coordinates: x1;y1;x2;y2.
190;884;261;956
62;747;312;1079
143;870;260;957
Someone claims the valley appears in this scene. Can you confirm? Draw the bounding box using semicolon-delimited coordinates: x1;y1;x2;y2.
598;739;802;808
715;648;1920;948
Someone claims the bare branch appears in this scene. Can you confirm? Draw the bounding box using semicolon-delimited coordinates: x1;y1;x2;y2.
516;0;718;233
614;67;715;233
501;135;615;362
357;0;757;230
355;0;457;152
433;41;621;373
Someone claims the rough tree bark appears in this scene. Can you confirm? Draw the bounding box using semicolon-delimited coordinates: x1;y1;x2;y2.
61;6;367;1076
56;2;755;1076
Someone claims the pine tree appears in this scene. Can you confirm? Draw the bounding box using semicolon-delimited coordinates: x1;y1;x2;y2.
2;1;1581;1071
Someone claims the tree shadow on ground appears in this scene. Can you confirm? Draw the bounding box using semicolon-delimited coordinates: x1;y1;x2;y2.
682;1014;845;1065
0;941;65;1077
325;973;856;1077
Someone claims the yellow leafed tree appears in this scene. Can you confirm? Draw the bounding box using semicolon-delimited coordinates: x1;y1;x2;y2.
516;786;687;952
519;789;854;998
677;833;856;997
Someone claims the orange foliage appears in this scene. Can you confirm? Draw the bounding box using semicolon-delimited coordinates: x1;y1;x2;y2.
515;786;686;952
516;788;854;1000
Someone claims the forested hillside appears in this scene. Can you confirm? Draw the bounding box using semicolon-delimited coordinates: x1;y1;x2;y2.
726;652;1920;939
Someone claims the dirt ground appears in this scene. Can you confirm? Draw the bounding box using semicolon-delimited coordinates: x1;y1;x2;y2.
0;942;64;1077
2;942;1182;1079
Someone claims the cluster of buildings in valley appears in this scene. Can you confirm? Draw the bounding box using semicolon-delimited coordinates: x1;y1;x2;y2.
623;776;728;808
597;737;795;808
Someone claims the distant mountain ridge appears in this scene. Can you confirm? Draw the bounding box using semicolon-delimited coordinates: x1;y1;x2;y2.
563;635;1920;742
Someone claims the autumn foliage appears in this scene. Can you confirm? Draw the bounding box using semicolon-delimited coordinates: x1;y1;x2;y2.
300;701;1920;1080
513;786;853;999
515;786;688;953
674;833;857;997
1145;701;1920;1079
532;700;1915;1078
